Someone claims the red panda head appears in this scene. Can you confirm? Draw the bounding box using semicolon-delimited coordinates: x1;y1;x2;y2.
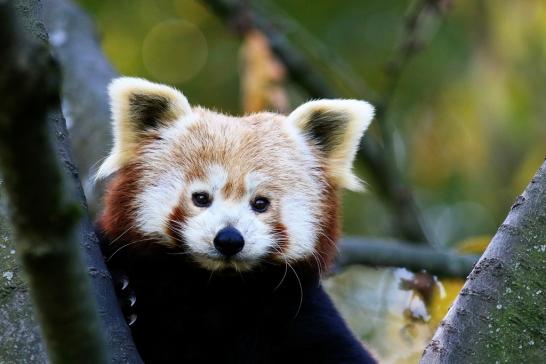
97;77;374;273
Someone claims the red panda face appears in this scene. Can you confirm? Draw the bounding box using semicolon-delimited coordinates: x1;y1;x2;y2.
98;78;373;272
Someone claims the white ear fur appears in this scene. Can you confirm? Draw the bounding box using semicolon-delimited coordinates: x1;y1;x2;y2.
286;99;374;191
96;77;192;179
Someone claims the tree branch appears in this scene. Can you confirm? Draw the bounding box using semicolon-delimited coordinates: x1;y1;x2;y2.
0;2;108;362
42;0;118;214
421;160;546;363
338;237;478;278
0;1;141;363
0;193;48;363
379;0;452;116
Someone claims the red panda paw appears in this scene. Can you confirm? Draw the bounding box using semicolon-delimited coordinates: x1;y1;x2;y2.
112;270;138;327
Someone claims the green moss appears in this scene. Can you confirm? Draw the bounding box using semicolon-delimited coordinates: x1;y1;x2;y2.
0;181;47;363
470;212;546;363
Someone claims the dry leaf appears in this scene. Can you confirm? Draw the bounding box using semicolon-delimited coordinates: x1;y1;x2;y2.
240;30;288;113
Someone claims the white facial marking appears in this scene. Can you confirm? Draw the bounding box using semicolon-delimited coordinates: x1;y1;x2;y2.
136;170;185;234
159;112;199;141
245;171;269;194
188;164;228;195
282;120;317;171
182;167;275;270
281;192;318;260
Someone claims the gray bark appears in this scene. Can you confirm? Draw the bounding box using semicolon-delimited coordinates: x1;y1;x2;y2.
42;0;118;215
0;1;108;362
0;188;47;363
0;1;141;363
338;237;479;278
421;160;546;363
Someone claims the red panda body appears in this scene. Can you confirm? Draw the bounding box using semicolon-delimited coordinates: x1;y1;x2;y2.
97;78;376;363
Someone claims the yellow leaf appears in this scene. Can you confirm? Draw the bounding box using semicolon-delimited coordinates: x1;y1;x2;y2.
239;30;288;113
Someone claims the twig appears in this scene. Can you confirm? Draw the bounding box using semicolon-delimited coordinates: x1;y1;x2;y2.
377;0;453;146
0;2;109;363
360;0;454;244
252;0;378;101
338;237;478;278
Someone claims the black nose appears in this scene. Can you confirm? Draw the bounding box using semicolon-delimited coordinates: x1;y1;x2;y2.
214;226;245;257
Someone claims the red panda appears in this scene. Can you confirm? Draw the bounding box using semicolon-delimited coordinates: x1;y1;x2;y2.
97;77;376;364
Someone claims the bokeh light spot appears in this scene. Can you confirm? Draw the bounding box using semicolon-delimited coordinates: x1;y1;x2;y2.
142;19;208;83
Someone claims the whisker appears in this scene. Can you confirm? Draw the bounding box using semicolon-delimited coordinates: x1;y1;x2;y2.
89;155;109;174
317;230;338;250
310;250;324;281
166;251;191;256
236;267;246;282
207;269;216;285
287;262;303;319
271;246;289;291
275;262;288;291
107;237;156;261
108;224;138;245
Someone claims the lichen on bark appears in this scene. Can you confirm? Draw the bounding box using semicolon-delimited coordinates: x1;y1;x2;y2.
421;161;546;363
0;183;48;364
0;1;141;362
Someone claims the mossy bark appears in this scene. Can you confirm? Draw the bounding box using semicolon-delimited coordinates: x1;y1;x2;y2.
421;160;546;363
0;187;48;363
0;1;141;363
0;1;108;362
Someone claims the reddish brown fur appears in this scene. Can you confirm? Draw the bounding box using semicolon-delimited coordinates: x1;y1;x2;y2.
315;179;341;271
100;165;341;274
272;222;290;255
166;204;187;244
98;164;142;247
98;163;165;257
221;179;246;200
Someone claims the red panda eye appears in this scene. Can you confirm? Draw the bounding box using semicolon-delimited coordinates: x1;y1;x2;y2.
192;192;212;207
251;197;270;213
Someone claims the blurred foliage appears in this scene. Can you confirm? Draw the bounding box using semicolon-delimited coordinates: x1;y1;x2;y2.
240;30;289;113
325;267;439;363
329;232;490;362
75;0;546;362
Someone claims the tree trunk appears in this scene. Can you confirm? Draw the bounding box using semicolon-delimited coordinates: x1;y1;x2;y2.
0;2;108;362
0;190;48;363
421;160;546;363
0;1;141;363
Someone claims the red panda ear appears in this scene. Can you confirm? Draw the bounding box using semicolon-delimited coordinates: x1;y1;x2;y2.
286;99;374;191
96;77;192;179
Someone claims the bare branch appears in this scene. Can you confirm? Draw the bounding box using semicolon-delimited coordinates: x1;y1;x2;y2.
338;237;478;278
42;0;118;214
380;0;453;115
0;2;108;362
0;1;141;362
